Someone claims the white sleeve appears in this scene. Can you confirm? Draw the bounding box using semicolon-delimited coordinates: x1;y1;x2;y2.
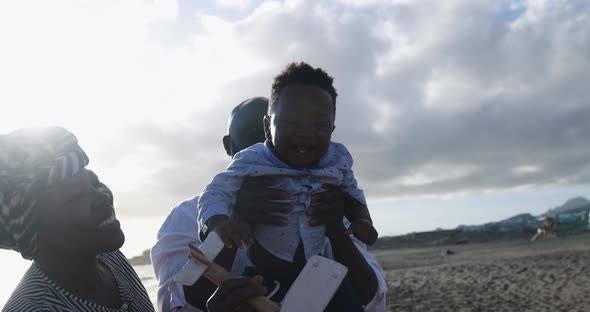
151;197;251;312
151;197;203;312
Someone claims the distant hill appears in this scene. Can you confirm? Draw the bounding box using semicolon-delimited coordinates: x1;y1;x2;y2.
458;212;541;234
128;249;151;266
458;197;590;232
544;197;590;216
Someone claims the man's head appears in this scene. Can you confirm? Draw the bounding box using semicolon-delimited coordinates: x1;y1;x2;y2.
223;97;269;157
264;62;337;168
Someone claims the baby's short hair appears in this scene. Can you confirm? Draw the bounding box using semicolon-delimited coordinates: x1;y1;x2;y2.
269;62;338;115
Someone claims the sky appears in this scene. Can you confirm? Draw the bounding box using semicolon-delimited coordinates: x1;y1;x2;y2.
1;0;590;244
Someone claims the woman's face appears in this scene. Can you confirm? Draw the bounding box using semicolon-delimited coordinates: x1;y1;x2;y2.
35;169;125;257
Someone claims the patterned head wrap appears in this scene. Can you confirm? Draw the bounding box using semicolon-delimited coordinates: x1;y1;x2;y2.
0;127;89;260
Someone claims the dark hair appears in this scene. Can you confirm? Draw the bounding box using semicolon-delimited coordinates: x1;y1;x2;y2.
269;62;337;115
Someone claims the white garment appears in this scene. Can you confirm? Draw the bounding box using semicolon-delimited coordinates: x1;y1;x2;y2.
151;196;387;312
198;142;366;262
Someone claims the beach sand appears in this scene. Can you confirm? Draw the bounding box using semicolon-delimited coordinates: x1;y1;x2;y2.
374;234;590;312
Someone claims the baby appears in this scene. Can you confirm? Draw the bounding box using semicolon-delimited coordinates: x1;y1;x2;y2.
198;62;377;273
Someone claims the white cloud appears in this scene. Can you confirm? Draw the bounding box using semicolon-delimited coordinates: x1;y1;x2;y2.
1;0;589;216
217;0;253;11
512;165;542;175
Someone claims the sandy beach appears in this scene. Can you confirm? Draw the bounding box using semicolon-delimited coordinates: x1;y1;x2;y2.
130;234;590;311
375;234;590;312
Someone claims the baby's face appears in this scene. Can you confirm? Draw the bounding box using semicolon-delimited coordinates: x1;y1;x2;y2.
266;84;335;168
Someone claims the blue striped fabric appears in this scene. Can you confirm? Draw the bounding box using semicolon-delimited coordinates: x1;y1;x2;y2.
2;251;154;312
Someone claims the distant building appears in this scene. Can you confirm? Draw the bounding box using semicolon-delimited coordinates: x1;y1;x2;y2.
548;204;590;233
459;214;541;233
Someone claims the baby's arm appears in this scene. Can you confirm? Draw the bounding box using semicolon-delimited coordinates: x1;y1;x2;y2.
198;152;257;248
337;144;378;245
343;196;378;245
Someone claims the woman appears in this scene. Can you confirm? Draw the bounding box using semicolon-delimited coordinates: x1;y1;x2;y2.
0;127;155;311
0;126;272;312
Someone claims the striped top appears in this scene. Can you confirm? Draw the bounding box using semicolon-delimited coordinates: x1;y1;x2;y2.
2;251;154;312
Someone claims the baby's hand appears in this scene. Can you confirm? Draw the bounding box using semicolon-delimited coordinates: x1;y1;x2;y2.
345;219;378;245
207;215;254;249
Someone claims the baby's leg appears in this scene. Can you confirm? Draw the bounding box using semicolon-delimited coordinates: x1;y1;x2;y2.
249;239;307;279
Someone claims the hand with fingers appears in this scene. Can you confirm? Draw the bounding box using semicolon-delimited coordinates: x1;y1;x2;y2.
234;176;293;226
308;184;378;245
206;214;254;249
207;276;267;312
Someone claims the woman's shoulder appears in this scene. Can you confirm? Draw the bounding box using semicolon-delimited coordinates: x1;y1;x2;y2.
2;265;51;312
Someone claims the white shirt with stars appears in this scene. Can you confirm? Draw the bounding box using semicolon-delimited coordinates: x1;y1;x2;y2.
198;141;366;262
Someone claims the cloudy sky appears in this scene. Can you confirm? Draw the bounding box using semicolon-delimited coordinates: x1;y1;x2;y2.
1;0;589;240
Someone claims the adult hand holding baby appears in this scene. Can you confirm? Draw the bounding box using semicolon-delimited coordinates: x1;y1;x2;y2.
234;176;292;226
308;184;378;245
209;176;292;248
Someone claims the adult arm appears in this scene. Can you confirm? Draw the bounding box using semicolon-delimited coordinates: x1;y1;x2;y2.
308;189;378;305
322;234;388;312
153;175;290;312
151;198;243;312
182;248;238;310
